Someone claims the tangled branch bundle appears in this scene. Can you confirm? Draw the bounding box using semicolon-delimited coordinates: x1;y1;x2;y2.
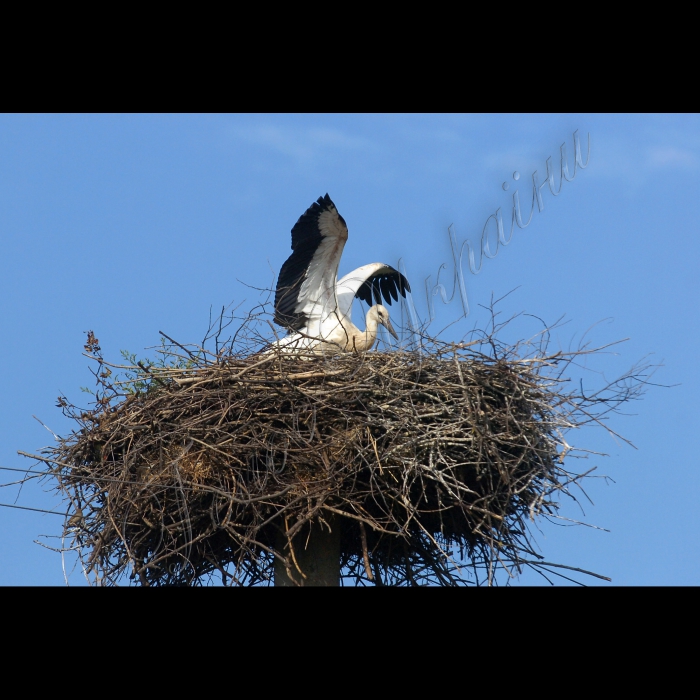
39;318;649;586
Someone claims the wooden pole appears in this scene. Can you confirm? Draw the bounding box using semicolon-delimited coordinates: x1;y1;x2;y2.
274;516;340;586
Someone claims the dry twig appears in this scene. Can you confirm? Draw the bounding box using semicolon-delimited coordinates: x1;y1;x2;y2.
27;308;652;586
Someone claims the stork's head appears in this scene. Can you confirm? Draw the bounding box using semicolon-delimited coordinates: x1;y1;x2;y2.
374;304;399;340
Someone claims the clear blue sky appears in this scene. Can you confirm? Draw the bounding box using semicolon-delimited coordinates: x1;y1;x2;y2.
1;114;698;585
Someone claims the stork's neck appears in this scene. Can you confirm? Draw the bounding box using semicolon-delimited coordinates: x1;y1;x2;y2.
353;306;380;352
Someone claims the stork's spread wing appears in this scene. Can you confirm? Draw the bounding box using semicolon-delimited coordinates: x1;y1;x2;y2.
336;263;411;321
274;194;348;332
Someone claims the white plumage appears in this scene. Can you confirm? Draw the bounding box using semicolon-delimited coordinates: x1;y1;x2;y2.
269;194;410;354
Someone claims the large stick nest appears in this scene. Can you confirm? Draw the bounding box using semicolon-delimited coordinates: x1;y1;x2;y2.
40;318;649;586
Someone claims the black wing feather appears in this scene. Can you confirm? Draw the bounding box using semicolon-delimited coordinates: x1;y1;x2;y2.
379;277;392;304
356;268;411;307
274;194;345;330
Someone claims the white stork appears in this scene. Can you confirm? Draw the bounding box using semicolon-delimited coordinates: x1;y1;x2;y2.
269;194;411;354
